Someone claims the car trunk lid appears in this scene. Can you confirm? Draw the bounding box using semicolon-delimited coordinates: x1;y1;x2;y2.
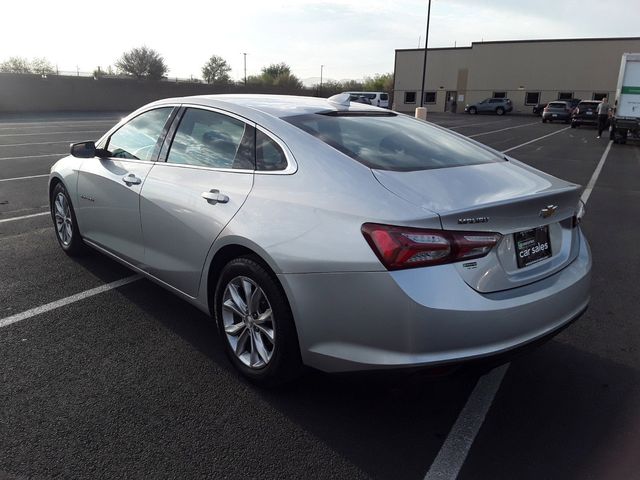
372;161;582;293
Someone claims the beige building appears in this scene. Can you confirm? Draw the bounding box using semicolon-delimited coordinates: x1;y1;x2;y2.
393;37;640;113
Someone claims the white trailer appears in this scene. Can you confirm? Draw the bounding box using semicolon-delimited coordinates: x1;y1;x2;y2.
610;53;640;144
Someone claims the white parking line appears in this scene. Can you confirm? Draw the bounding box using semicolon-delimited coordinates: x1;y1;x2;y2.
501;127;571;153
0;174;49;182
0;153;67;161
0;140;72;148
581;140;613;204
0;120;117;130
0;275;142;329
468;121;539;138
0;212;50;223
424;364;509;480
449;119;509;130
0;130;104;138
423;135;611;480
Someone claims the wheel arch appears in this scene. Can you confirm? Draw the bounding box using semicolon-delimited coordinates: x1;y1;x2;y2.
204;239;287;321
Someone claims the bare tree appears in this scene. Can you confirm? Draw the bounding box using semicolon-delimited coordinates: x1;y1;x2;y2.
115;46;168;80
0;57;32;74
201;55;231;85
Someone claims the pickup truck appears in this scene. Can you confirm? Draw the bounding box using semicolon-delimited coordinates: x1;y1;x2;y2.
610;53;640;144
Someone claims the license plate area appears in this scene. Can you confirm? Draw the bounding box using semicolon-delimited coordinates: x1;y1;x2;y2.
514;226;552;268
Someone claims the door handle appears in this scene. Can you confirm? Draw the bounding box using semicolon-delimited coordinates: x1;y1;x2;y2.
201;189;229;204
122;173;142;186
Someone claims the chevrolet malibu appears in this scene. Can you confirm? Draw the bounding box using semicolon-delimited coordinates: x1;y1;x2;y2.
49;94;591;385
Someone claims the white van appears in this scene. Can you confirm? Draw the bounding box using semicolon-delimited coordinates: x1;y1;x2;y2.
343;91;389;108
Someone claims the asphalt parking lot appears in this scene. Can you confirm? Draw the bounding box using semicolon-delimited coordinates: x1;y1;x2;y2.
1;110;639;480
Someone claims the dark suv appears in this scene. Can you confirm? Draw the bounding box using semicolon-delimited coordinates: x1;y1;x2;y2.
465;98;513;115
571;100;601;128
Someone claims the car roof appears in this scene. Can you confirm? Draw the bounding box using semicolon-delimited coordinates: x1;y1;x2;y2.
149;94;383;120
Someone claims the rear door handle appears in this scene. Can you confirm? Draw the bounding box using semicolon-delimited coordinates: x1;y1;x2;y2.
122;173;142;186
201;189;229;204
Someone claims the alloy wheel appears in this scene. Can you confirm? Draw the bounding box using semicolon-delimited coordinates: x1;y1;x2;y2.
221;276;275;369
54;192;73;246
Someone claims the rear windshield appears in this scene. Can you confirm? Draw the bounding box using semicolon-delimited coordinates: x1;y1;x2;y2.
548;102;568;108
284;113;504;172
579;102;599;108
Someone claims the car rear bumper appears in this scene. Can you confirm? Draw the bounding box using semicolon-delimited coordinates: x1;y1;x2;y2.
279;230;591;373
543;112;571;120
572;116;598;125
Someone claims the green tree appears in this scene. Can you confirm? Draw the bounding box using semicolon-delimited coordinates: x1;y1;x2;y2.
30;57;54;74
201;55;231;85
362;73;393;92
0;56;32;74
340;79;364;91
115;46;168;80
258;62;302;89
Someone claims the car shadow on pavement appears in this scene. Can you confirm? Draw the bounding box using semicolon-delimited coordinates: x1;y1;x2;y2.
109;275;480;480
458;339;640;480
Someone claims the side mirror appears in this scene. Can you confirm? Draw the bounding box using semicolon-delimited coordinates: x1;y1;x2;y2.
70;141;97;158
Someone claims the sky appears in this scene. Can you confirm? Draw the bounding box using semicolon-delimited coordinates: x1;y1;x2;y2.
1;0;639;83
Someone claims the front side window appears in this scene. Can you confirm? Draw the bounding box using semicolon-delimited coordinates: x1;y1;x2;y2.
285;112;504;172
167;108;252;169
106;107;173;161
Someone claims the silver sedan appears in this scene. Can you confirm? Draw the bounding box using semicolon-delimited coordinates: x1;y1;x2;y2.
49;94;591;385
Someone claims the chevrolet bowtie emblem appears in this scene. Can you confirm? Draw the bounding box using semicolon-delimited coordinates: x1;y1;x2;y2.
539;204;558;218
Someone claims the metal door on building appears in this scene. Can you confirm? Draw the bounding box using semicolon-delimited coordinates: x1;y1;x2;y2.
445;90;458;112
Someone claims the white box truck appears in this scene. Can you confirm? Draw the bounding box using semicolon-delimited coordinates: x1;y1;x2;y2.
610;53;640;144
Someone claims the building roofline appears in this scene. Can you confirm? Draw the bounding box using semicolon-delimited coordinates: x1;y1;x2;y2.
395;36;640;53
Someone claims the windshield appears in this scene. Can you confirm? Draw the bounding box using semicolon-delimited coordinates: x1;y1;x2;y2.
284;113;504;172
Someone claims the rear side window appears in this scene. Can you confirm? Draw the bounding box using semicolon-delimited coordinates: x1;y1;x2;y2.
107;107;173;161
285;113;504;172
167;108;252;169
256;130;287;171
380;93;389;101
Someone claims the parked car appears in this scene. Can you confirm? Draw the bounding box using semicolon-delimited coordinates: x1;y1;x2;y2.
49;94;591;385
571;100;602;128
542;101;572;123
465;98;513;115
533;102;548;116
348;94;371;105
343;91;389;108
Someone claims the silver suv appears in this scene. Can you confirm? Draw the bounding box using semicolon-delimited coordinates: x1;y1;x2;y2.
465;98;513;115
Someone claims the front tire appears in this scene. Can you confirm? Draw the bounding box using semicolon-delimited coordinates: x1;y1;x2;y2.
214;256;302;386
468;107;477;115
50;182;85;256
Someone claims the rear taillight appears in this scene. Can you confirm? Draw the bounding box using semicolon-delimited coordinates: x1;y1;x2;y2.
361;223;501;270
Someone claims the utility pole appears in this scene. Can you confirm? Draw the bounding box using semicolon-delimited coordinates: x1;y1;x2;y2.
242;53;247;86
319;65;324;97
419;0;432;108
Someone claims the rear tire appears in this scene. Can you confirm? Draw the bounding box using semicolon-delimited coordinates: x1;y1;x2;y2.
214;256;302;387
50;182;86;256
496;107;505;115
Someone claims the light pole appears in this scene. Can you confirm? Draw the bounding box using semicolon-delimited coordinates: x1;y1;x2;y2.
319;65;324;97
242;52;247;86
419;0;432;108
